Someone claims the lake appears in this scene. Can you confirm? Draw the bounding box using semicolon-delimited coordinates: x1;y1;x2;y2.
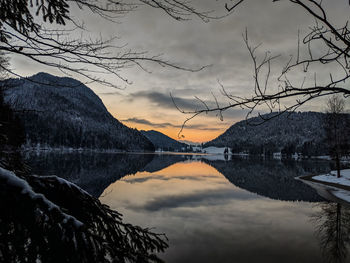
25;152;350;263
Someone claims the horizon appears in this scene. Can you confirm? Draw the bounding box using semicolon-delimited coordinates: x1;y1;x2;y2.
5;71;339;144
5;71;335;144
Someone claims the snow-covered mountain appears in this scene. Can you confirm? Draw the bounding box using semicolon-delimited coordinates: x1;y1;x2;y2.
140;130;188;151
205;112;331;155
2;72;154;151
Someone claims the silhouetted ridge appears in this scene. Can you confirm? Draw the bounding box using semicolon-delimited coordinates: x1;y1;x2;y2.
141;130;187;151
205;112;330;156
2;73;154;151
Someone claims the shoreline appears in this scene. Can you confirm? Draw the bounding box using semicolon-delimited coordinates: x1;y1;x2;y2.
299;174;350;192
299;172;350;205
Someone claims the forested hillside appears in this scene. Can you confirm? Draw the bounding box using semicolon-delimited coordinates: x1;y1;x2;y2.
141;130;188;151
205;112;334;156
2;73;154;151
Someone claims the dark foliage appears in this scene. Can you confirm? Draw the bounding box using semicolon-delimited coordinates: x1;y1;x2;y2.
0;85;27;173
0;0;69;43
0;168;168;263
324;95;350;177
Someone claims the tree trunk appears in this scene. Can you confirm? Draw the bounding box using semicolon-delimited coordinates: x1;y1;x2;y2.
336;152;341;178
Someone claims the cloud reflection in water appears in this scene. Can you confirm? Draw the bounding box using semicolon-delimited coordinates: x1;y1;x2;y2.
100;161;323;263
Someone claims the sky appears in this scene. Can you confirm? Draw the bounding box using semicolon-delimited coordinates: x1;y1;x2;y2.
10;0;350;143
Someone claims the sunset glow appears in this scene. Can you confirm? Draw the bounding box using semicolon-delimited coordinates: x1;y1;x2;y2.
119;122;226;143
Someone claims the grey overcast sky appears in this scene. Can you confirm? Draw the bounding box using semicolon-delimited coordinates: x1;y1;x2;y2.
10;0;350;142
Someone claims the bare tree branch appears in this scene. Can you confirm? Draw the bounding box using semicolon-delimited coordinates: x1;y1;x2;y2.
0;0;218;88
175;1;350;135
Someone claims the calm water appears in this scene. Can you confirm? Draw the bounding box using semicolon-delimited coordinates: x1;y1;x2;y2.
25;152;350;263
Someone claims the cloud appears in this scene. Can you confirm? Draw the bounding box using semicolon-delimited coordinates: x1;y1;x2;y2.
122;117;175;128
127;90;240;112
127;90;201;110
122;117;222;131
129;188;258;211
123;174;219;184
124;90;249;124
98;91;122;96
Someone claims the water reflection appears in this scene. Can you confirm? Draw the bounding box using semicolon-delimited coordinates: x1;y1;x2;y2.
24;152;154;197
99;160;322;263
141;154;191;173
206;158;328;201
25;152;349;262
25;152;330;201
313;203;350;263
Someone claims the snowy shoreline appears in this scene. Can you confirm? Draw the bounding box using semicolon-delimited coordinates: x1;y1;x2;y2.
299;169;350;204
313;170;350;187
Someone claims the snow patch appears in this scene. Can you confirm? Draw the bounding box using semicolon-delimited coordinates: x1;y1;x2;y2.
192;146;202;152
313;169;350;187
202;146;231;154
332;189;350;203
31;174;91;196
0;167;83;228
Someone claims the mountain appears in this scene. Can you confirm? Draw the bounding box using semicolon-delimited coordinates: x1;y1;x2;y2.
178;140;201;146
204;158;327;202
140;130;188;151
2;72;154;151
205;112;331;156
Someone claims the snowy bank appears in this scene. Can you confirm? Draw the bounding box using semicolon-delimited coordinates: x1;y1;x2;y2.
313;169;350;187
301;169;350;204
332;189;350;203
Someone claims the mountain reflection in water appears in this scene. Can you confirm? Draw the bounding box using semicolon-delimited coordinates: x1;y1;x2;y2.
25;152;350;263
100;160;321;263
25;153;329;201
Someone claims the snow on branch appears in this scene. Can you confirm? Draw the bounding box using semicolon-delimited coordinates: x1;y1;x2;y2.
0;167;168;262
